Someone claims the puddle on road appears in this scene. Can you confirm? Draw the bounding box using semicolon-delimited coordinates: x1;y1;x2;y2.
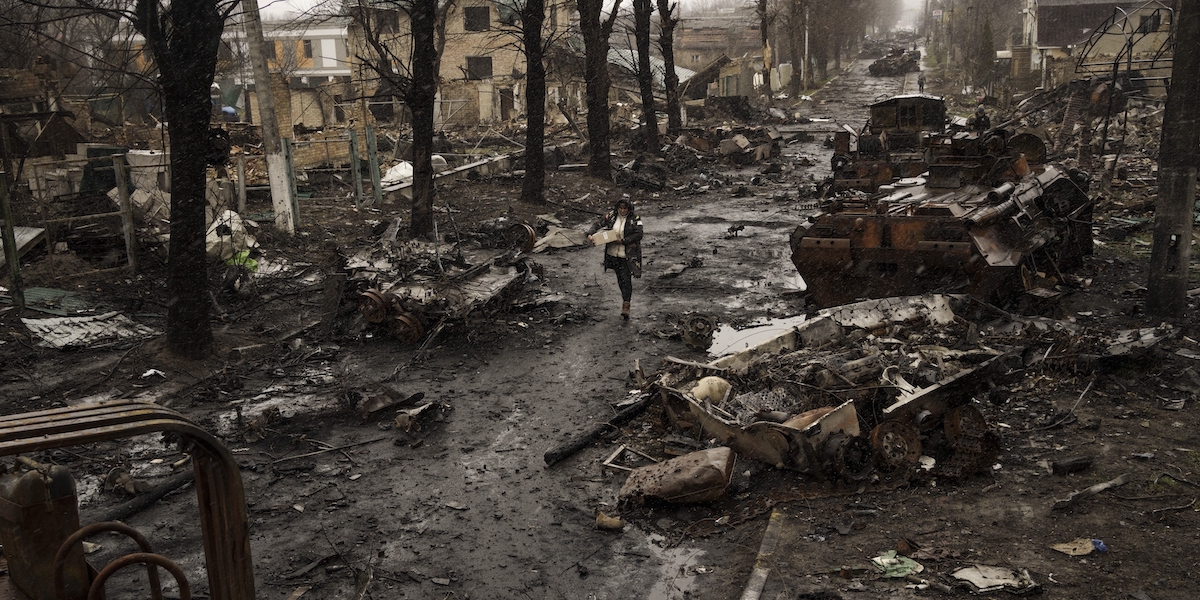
709;315;810;357
646;534;706;600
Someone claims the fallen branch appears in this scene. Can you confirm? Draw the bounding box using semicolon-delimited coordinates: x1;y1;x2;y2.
92;470;194;523
544;394;654;467
1156;472;1200;489
273;437;389;464
1053;473;1133;510
1151;497;1197;516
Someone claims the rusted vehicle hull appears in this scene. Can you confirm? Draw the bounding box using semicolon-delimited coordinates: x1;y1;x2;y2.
794;165;1093;307
653;295;1006;481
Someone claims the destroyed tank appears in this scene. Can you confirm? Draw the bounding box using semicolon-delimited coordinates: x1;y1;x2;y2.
795;107;1094;307
831;94;947;192
868;49;920;76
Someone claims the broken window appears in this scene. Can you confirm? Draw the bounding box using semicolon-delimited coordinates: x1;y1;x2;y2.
1137;12;1161;34
303;39;313;59
267;41;277;59
464;6;490;31
466;56;492;80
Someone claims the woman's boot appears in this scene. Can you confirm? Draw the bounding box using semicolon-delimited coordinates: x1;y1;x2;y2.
622;301;631;320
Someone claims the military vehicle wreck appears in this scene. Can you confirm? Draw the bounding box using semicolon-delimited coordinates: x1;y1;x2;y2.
649;294;1176;489
868;48;920;76
800;95;1094;307
654;296;1003;483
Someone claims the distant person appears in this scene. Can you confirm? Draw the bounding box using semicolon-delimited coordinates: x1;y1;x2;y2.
587;196;644;320
970;106;991;132
917;72;926;93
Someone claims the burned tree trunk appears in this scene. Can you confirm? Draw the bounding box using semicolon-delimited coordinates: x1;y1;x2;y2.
578;0;622;179
132;0;229;358
1148;0;1199;316
521;0;546;204
633;0;657;154
406;2;437;240
657;0;681;135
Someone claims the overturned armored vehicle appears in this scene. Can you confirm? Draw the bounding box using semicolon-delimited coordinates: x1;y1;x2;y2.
796;121;1094;307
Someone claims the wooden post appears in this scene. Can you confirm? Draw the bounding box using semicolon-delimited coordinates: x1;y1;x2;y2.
236;153;247;214
284;138;299;230
349;129;364;209
0;173;24;309
112;156;138;274
366;124;383;205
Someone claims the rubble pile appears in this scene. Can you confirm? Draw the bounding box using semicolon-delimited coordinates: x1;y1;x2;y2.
642;294;1176;486
343;238;540;345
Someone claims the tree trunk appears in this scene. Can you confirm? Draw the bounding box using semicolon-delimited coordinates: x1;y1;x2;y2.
633;0;657;154
521;0;546;204
657;0;681;135
407;2;437;240
134;0;224;359
1148;0;1199;316
786;0;801;97
758;0;771;93
577;0;621;179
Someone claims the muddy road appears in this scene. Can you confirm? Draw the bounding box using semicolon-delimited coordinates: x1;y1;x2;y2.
4;55;1200;600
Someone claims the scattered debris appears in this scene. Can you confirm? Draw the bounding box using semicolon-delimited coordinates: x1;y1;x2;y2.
21;311;159;349
1051;538;1107;556
871;550;924;578
1053;473;1134;510
950;565;1038;594
596;512;625;531
618;447;735;504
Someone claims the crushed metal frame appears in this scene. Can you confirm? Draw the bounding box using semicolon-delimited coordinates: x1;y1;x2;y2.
0;400;255;600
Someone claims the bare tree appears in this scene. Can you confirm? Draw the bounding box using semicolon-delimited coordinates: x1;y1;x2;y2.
755;0;772;93
577;0;622;179
632;0;656;153
520;0;547;203
130;0;238;357
657;0;680;135
350;1;454;240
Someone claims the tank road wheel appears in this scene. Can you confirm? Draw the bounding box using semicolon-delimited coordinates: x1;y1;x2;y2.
358;289;390;323
824;433;875;482
870;420;922;470
387;312;424;345
944;405;988;446
507;223;536;253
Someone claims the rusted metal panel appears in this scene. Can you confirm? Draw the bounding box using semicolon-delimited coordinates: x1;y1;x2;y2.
0;401;255;600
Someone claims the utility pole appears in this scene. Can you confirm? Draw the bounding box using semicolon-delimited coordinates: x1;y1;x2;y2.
241;0;295;233
1147;0;1199;317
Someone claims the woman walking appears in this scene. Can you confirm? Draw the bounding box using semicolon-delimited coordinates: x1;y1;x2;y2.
588;196;643;320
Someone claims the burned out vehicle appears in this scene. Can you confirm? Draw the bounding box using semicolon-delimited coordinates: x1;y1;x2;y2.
800;98;1094;308
831;94;947;192
654;296;1005;482
868;48;920;76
